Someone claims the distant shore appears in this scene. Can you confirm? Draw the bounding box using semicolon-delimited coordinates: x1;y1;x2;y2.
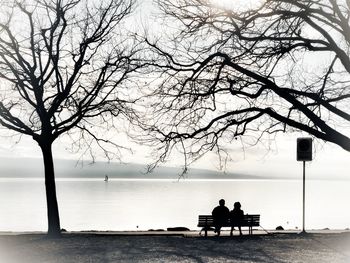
0;231;349;262
1;157;348;180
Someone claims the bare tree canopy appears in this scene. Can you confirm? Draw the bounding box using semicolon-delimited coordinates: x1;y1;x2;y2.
144;0;350;166
0;0;140;236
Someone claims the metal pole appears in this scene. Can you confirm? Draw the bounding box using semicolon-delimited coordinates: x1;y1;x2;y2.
302;161;306;233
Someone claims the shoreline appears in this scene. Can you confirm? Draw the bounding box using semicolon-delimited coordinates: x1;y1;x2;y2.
1;229;349;236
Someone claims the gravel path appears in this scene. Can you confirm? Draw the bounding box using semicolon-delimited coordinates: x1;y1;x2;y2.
0;232;349;262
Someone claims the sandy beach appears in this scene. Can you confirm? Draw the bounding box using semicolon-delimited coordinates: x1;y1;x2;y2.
0;231;350;262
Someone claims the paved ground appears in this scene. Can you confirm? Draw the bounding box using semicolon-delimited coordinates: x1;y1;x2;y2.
0;232;349;262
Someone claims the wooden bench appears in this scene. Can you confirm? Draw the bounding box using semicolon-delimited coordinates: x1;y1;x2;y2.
198;214;260;236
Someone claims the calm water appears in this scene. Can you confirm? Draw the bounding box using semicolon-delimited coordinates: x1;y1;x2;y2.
0;178;349;232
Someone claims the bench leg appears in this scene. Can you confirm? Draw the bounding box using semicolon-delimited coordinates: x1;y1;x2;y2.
204;219;208;237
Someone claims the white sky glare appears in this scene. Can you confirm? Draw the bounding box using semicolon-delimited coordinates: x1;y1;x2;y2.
209;0;263;10
0;0;348;180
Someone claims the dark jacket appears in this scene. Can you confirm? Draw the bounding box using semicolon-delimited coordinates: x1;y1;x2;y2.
212;205;230;224
230;209;244;226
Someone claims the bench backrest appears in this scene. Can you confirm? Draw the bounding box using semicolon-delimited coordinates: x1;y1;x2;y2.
198;214;260;227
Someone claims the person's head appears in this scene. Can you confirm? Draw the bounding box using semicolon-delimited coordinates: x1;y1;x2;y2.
219;199;225;206
234;202;241;209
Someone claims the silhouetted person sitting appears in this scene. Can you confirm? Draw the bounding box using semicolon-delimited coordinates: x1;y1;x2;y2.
212;199;229;236
230;201;244;236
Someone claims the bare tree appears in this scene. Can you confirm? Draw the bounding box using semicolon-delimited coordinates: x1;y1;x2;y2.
143;0;350;167
0;0;141;237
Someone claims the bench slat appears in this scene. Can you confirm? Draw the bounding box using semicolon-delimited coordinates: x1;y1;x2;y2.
197;214;260;227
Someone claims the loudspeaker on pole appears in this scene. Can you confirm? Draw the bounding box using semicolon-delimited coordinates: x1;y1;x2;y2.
297;137;312;161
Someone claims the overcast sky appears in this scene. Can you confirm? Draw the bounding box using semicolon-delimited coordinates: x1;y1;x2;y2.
0;0;348;180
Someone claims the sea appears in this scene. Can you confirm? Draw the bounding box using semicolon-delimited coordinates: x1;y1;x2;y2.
0;178;349;232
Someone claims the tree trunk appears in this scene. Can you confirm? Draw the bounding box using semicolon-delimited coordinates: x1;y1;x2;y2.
40;142;61;237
